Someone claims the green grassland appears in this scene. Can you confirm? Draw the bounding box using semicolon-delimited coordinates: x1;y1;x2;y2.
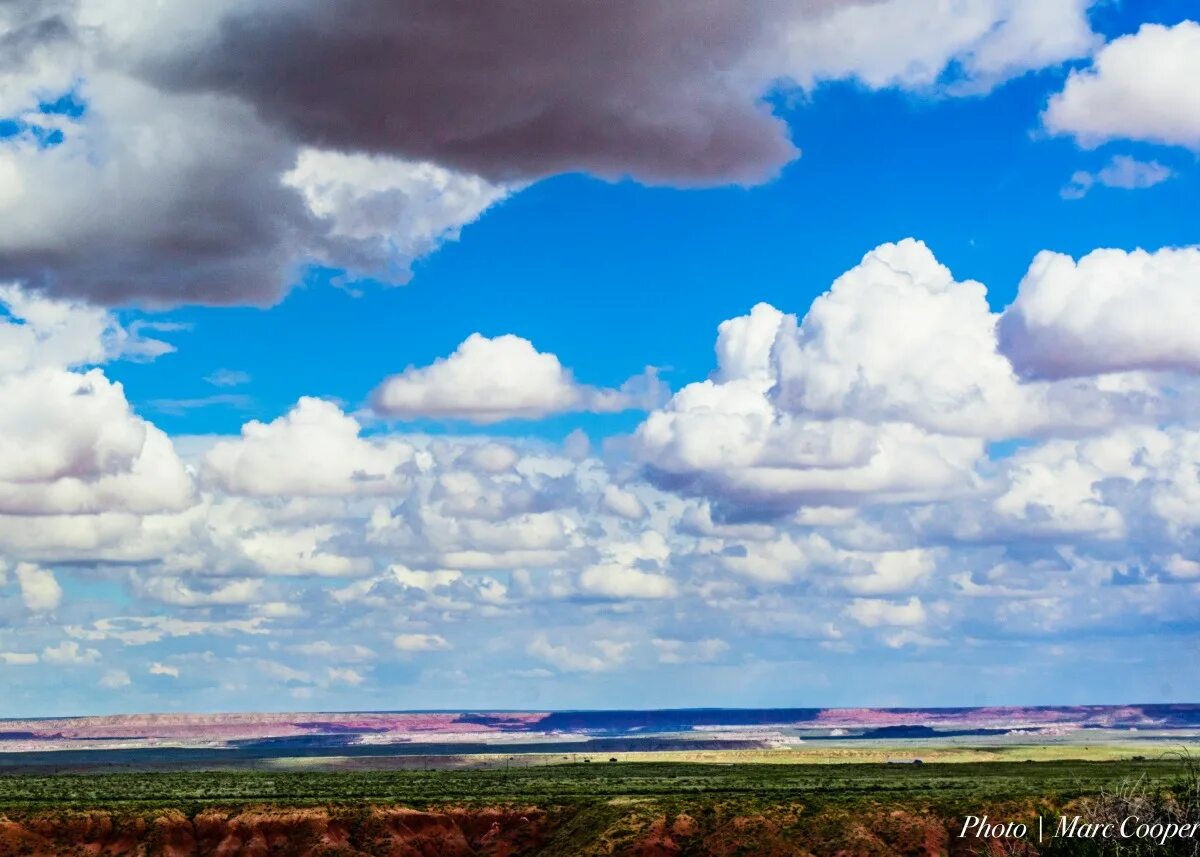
0;758;1187;811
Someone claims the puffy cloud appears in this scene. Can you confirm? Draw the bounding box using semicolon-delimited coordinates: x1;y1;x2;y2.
131;575;264;607
0;0;1102;305
769;239;1024;435
283;149;512;282
0;651;38;665
99;669;131;689
1044;21;1200;151
776;0;1098;92
636;240;1196;518
1000;246;1200;379
580;563;677;600
845;596;927;628
635;243;1003;514
601;485;647;522
528;635;631;673
1061;155;1174;200
41;640;100;665
148;662;179;677
393;633;451;652
372;334;663;423
205;397;418;496
0;287;193;516
15;563;61;611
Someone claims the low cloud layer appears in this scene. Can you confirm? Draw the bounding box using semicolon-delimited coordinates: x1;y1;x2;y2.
3;235;1200;711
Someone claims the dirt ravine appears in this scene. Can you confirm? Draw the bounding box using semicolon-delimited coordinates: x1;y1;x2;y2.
0;802;1021;856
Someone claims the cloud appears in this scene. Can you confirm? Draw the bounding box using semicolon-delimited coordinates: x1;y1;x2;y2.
775;0;1099;92
528;635;631;673
393;633;451;653
652;638;729;664
579;563;678;600
0;287;194;516
635;239;1195;517
372;333;664;423
327;666;365;686
1044;21;1200;150
845;596;927;628
131;575;264;607
203;369;251;388
204;397;418;495
148;662;179;678
143;0;802;187
99;669;131;688
15;563;61;611
0;0;1100;306
41;640;100;665
0;651;38;665
1000;246;1200;379
634;243;1000;514
1061;155;1174;199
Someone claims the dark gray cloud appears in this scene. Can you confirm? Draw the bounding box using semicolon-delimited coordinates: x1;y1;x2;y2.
145;0;811;186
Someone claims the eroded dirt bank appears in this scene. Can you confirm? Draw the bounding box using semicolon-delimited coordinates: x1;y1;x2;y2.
0;802;1024;856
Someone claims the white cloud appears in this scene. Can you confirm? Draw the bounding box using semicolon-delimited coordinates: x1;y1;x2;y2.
99;669;131;689
42;640;101;665
15;563;61;611
0;287;193;517
602;485;647;521
393;633;451;652
372;333;663;423
845;596;928;628
326;666;365;686
148;662;179;678
1000;246;1200;379
652;638;729;664
0;652;38;665
132;575;264;607
580;563;677;599
635;242;1004;512
1044;21;1200;150
776;0;1098;92
283;148;512;282
204;397;418;496
528;635;631;673
1061;155;1174;199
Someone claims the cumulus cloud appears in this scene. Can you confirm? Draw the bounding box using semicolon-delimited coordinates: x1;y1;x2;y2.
580;563;678;600
528;635;631;673
845;596;927;628
205;397;418;495
1061;155;1174;200
148;662;179;678
15;563;61;611
372;334;664;423
776;0;1099;92
634;243;1004;514
41;640;100;665
1044;21;1200;150
99;669;131;689
0;286;193;516
393;633;451;653
1000;246;1200;379
635;239;1194;517
0;0;1100;305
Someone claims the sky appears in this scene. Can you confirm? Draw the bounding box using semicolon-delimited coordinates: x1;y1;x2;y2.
0;0;1198;716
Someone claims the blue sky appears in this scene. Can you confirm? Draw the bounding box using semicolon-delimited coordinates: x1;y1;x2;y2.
111;2;1198;437
1;0;1199;715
